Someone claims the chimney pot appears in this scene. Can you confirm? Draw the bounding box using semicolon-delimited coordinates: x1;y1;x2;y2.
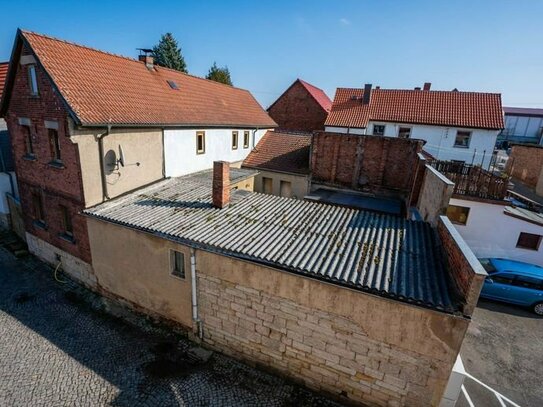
139;54;154;70
362;83;372;104
212;161;230;208
423;82;431;91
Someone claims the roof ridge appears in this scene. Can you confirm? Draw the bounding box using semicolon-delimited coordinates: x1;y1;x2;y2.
298;78;326;93
21;29;254;95
335;86;501;96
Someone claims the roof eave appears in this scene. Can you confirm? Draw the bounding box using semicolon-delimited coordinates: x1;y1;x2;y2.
78;122;278;129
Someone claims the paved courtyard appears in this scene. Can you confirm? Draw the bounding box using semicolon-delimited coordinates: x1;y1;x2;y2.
459;298;543;406
0;243;341;407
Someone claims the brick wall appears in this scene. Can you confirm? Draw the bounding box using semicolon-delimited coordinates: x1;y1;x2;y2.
267;81;328;132
311;132;424;198
4;44;90;262
437;216;486;316
196;251;469;407
506;145;543;189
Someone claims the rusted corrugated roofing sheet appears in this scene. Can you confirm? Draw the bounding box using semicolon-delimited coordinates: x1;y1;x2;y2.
84;169;458;313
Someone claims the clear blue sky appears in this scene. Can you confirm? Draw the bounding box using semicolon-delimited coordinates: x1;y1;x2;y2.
0;0;542;108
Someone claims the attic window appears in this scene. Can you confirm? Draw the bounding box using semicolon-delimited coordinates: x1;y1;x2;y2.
167;80;179;90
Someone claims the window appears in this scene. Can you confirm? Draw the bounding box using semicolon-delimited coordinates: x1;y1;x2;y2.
280;180;292;198
446;205;470;225
516;232;542;251
398;127;411;139
22;125;34;157
49;129;61;162
170;250;185;279
196;131;205;154
491;274;515;285
262;177;273;194
28;65;39;95
243;131;250;148
232;131;238;150
59;205;74;240
373;125;385;136
512;275;543;290
32;192;45;225
454;131;471;148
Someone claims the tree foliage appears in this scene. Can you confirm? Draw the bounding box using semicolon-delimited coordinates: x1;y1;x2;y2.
152;33;187;73
206;62;233;86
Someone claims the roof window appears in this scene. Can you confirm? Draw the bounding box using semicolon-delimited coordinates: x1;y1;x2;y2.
167;80;179;90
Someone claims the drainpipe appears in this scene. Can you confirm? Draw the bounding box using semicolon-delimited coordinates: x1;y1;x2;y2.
252;127;259;148
190;248;203;339
96;124;112;201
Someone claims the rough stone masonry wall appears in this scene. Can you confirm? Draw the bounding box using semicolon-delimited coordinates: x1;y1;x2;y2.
311;132;424;198
196;252;469;407
416;165;454;227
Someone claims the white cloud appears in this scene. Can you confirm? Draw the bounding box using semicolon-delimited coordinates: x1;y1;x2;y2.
339;18;351;26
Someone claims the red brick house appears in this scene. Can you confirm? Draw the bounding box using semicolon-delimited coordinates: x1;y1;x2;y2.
0;29;274;286
267;79;331;132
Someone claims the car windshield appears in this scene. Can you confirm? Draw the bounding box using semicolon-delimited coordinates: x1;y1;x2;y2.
479;258;497;274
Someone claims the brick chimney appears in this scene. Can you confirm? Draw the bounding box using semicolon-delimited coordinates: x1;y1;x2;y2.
362;83;372;104
138;54;154;70
423;82;432;91
212;161;230;209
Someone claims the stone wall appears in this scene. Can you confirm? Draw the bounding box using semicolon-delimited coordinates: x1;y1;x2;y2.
196;250;469;407
416;165;454;226
437;216;487;316
311;132;424;198
26;232;96;289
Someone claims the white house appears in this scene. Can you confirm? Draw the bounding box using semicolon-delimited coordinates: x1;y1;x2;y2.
447;197;543;266
324;84;504;167
164;127;269;177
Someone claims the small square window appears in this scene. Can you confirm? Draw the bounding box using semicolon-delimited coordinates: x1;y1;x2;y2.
49;128;62;162
454;131;471;148
243;131;250;148
373;125;385;136
28;65;39;96
516;232;542;251
446;205;470;225
196;131;205;154
232;131;238;150
398;127;411;139
170;250;186;279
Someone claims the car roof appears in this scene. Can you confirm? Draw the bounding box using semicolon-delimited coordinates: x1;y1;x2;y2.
490;258;543;277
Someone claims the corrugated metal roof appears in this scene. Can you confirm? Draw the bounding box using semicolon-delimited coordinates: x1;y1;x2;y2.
84;169;458;312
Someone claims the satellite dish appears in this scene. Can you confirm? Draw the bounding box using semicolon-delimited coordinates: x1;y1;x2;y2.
118;145;125;167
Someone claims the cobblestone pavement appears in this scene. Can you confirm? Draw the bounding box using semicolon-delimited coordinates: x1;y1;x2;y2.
0;243;342;407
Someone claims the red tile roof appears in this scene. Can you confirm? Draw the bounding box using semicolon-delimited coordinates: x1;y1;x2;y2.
243;130;312;174
298;79;332;112
325;87;504;130
3;30;276;128
0;62;8;99
268;79;332;113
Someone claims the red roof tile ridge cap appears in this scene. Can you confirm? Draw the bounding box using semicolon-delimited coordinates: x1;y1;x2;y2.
298;78;326;93
337;86;501;96
21;29;140;64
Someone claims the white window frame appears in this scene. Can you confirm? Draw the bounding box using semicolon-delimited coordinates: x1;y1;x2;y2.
170;249;186;279
454;130;471;148
373;124;386;136
28;65;39;96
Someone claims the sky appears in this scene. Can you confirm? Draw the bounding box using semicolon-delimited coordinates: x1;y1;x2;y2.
0;0;542;109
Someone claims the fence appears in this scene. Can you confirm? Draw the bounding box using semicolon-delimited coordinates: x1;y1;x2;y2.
430;160;509;201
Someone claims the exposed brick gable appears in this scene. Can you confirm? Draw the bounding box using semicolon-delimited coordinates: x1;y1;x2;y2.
4;44;90;263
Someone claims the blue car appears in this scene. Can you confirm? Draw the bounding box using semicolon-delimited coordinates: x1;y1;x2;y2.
479;258;543;315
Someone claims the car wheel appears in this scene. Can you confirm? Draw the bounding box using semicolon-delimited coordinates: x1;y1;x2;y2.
533;302;543;316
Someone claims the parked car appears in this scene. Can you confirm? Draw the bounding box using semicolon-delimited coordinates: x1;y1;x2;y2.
479;258;543;315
